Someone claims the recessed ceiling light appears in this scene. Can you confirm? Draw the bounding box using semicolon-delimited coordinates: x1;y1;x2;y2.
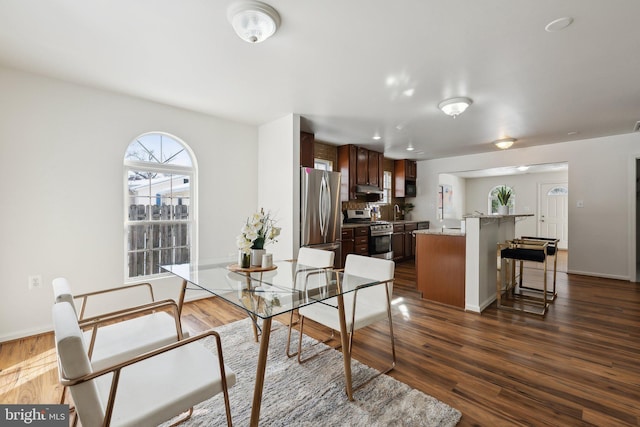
494;137;516;149
545;17;573;32
372;135;381;140
406;145;415;151
403;88;415;97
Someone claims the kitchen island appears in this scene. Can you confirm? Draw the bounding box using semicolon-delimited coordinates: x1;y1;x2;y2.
414;214;533;312
415;228;466;308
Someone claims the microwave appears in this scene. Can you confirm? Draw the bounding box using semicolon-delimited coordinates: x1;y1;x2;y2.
406;182;416;197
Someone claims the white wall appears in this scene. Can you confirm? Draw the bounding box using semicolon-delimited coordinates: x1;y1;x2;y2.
437;173;466;227
0;67;258;341
414;133;640;281
257;114;299;261
464;170;568;238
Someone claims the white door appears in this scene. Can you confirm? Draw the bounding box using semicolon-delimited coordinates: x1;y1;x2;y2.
538;182;569;249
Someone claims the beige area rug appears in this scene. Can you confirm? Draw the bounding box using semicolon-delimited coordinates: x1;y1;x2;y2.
162;318;461;426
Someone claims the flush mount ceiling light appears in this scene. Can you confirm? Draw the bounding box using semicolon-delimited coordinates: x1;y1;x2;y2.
545;17;574;32
494;138;516;149
438;97;473;118
227;1;281;43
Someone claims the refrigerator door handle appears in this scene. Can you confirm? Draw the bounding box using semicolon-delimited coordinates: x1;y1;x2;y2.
319;172;331;242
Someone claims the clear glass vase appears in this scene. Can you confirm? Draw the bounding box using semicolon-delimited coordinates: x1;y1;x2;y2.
238;250;251;268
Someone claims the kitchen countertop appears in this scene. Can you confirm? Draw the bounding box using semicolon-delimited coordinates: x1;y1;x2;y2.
414;228;465;236
462;213;534;219
342;219;429;228
341;223;370;229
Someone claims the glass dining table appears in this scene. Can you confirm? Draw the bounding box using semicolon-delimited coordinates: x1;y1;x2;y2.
161;258;381;427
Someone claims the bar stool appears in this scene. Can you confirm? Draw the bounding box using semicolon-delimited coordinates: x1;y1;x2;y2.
520;236;559;301
497;239;550;316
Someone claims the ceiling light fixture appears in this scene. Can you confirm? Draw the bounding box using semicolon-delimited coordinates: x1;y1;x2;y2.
406;143;415;151
227;1;281;43
494;138;516;149
373;134;381;140
545;17;573;32
438;97;473;118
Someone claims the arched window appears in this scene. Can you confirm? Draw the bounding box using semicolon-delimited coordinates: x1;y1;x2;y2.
124;132;196;279
488;185;515;214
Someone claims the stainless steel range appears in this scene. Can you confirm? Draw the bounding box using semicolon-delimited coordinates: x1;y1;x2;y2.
344;209;393;260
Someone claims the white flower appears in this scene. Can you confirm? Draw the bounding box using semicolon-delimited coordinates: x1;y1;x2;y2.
236;208;280;252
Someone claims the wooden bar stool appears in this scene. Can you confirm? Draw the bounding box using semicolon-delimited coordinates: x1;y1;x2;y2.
497;239;550;316
520;236;559;301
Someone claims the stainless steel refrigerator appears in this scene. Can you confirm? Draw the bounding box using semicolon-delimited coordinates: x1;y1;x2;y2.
300;167;341;266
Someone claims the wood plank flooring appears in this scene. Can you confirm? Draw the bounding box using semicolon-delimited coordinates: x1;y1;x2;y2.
2;254;639;426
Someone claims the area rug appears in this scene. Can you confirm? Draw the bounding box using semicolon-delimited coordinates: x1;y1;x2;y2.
162;318;461;426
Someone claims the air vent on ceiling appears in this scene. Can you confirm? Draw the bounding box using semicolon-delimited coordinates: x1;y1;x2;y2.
635;121;640;132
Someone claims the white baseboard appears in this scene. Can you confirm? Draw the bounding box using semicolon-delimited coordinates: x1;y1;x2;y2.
479;295;497;312
0;325;52;343
566;269;630;282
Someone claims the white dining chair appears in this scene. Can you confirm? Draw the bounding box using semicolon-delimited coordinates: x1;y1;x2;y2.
52;301;235;427
285;247;335;357
297;254;396;389
51;277;188;406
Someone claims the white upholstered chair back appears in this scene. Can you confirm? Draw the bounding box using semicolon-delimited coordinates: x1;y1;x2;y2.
344;254;394;307
52;301;105;425
297;247;335;268
294;247;335;290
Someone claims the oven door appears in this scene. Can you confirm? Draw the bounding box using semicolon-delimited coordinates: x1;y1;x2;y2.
369;233;393;259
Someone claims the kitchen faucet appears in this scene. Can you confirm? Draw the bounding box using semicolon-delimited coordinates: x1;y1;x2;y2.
394;204;400;221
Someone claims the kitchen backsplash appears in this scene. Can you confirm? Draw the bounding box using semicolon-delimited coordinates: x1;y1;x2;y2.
341;201;402;221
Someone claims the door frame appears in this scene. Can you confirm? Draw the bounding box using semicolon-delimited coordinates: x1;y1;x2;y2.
537;181;569;249
628;155;640;282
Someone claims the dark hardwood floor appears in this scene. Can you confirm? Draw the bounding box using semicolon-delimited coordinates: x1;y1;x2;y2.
2;254;639;426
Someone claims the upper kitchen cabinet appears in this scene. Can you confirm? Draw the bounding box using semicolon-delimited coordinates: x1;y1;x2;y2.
300;131;315;168
338;144;384;201
395;159;417;197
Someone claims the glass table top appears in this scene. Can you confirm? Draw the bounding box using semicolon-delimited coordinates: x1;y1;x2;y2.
161;259;381;319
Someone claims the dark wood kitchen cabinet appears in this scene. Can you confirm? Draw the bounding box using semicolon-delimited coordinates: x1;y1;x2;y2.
395;159;417;197
391;222;417;261
300;131;314;168
341;226;369;266
392;225;404;261
404;222;417;258
340;228;354;268
354;226;369;255
368;150;381;187
338;144;384;201
356;147;369;185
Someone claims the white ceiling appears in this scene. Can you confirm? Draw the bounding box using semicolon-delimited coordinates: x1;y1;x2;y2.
1;1;639;160
445;162;568;179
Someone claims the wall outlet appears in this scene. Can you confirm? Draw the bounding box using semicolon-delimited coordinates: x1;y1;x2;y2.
28;275;42;290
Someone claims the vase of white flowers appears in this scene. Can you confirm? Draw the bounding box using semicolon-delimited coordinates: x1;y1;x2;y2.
237;208;281;267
